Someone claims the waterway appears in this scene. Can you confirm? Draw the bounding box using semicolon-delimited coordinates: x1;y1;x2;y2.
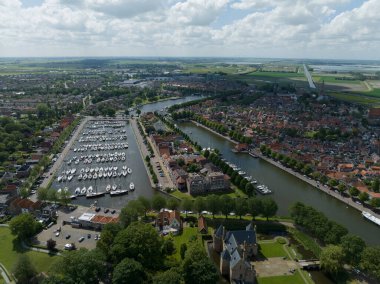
177;122;380;245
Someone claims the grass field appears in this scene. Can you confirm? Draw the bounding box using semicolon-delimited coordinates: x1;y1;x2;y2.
183;65;256;75
312;75;360;84
259;241;287;258
329;92;380;106
248;71;304;78
0;227;58;274
258;271;305;284
170;227;201;260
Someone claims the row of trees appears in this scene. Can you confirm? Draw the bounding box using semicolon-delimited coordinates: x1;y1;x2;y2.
206;151;256;196
260;145;380;207
36;186;71;206
118;194;278;226
291;202;380;281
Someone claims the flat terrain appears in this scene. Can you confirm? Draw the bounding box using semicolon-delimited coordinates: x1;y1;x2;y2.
0;227;58;273
257;271;305;284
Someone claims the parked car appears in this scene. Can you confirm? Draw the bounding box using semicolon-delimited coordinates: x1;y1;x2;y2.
65;234;71;239
87;233;91;239
55;232;60;237
79;237;85;242
111;209;116;214
104;208;109;213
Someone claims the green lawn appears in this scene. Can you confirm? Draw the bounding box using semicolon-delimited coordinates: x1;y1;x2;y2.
0;227;58;274
169;227;200;260
259;241;287;258
313;75;360;84
258;271;305;284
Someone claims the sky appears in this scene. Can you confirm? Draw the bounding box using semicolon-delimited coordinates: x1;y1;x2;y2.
0;0;379;59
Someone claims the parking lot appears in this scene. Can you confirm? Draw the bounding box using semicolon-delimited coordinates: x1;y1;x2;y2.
35;205;119;250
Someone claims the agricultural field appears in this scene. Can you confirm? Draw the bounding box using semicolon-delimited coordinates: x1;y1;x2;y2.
328;92;380;106
183;64;257;74
312;74;361;85
258;271;306;284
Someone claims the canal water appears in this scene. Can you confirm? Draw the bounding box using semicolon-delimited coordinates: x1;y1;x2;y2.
177;122;380;245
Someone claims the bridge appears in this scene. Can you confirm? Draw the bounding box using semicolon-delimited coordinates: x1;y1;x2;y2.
298;259;320;270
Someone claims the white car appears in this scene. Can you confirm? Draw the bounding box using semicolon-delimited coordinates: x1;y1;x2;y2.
55;232;60;237
64;244;73;250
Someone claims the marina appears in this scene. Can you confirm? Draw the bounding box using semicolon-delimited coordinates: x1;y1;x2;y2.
51;117;153;209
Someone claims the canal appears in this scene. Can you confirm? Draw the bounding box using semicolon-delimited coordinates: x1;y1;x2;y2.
177;122;380;245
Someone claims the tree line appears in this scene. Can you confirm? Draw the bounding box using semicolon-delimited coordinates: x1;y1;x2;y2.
291;202;380;281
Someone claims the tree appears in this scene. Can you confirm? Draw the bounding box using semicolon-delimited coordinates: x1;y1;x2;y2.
323;221;348;245
153;267;183;284
193;196;206;215
162;238;176;255
180;243;188;260
320;245;345;275
235;198;248;219
359;192;369;203
137;196;151;217
370;198;380;208
152;195;167;211
47;188;58;203
205;195;221;218
182;244;218;284
96;223;122;260
111;222;164;268
261;198;278;220
337;183;346;194
119;200;144;227
112;258;146;284
59;188;71;206
219;195;234;218
167;198;180;210
341;234;366;266
53;248;106;284
9;213;40;240
247;198;262;220
181;199;193;216
47;238;57;251
349;186;359;197
360;246;380;280
372;178;380;193
12;255;37;284
37;187;48;202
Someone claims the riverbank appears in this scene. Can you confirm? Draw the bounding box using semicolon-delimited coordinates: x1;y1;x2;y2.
253;149;380;219
190;120;238;145
187;121;380;221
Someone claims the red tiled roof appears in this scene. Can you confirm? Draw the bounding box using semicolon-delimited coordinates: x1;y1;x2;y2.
91;215;119;224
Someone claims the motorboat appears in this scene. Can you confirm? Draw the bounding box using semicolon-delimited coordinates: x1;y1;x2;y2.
57;176;62;182
81;187;87;194
106;184;111;192
127;168;132;174
129;182;135;191
111;184;117;191
71;168;76;175
68;175;73;181
75;187;81;195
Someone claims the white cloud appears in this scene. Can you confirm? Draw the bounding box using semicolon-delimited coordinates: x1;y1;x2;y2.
0;0;379;59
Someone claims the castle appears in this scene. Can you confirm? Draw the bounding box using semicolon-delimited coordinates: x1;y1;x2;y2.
213;223;258;284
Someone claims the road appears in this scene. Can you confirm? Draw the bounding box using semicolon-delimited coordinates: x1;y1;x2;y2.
39;116;91;189
303;64;316;89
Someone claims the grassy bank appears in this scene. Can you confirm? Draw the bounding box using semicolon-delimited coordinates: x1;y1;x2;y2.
0;227;58;274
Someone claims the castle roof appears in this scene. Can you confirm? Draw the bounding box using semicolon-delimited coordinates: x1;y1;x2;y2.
215;224;223;237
